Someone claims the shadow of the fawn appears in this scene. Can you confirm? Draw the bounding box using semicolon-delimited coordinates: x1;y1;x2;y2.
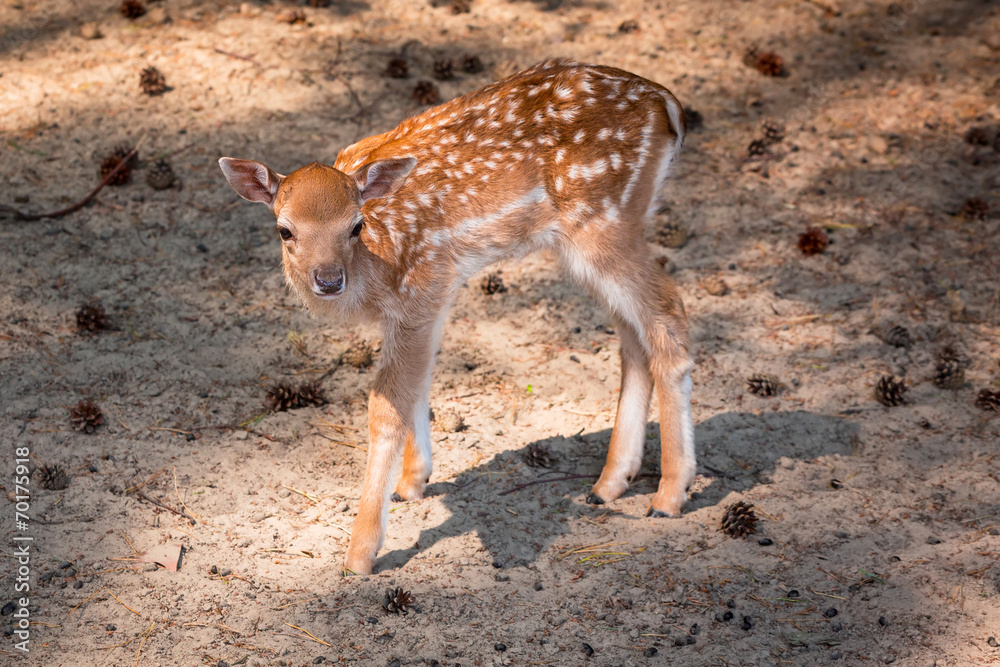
375;410;859;572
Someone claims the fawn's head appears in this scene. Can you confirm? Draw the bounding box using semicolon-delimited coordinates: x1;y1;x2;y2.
219;157;416;313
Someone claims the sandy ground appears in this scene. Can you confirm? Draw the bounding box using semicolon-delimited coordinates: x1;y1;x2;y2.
1;0;999;665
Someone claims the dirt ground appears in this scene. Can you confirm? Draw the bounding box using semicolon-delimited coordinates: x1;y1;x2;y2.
1;0;999;665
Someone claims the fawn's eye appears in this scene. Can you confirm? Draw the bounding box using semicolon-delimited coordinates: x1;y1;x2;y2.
278;226;293;241
350;220;363;238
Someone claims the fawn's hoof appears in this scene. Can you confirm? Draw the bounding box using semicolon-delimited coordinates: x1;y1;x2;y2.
585;493;606;505
391;492;404;503
646;507;671;518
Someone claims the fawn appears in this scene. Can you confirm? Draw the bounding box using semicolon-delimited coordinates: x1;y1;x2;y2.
219;59;693;575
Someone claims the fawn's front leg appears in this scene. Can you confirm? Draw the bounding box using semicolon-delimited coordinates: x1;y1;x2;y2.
344;321;437;575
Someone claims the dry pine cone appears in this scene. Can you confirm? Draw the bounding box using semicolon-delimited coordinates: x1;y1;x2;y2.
341;341;374;369
386;58;408;79
433;59;454;81
798;228;829;255
120;0;145;19
746;374;779;397
760;118;786;144
76;301;107;334
100;143;136;186
146;159;176;190
873;323;912;348
265;383;298;412
69;399;104;434
412;81;440;105
522;442;556;468
481;272;507;295
38;464;69;491
747;139;769;158
933;359;964;390
960;197;988;221
746;49;786;77
963;126;994;146
296;381;327;408
382;587;414;614
462;54;484;74
721;501;758;538
975;389;1000;412
655;220;688;249
139;66;167;96
874;376;907;407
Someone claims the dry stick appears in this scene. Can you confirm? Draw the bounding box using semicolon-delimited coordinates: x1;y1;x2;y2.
499;472;661;496
3;142;143;221
135;621;155;667
134;489;197;525
105;587;141;616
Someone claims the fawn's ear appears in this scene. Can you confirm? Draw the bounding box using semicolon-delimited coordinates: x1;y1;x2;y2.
219;158;285;210
350;157;417;203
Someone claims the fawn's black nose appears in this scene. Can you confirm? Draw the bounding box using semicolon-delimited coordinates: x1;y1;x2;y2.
313;266;345;295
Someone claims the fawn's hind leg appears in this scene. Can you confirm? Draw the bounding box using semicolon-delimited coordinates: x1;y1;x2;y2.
563;242;694;513
644;270;695;516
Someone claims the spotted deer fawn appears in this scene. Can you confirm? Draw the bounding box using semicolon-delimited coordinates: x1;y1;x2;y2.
219;59;693;575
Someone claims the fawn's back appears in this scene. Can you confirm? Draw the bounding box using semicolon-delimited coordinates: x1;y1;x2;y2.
331;59;685;296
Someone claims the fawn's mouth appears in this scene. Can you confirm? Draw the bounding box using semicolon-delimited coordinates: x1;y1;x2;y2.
311;286;346;300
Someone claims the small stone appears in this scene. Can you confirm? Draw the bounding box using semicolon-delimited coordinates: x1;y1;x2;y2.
0;602;14;616
106;623;116;631
742;615;753;630
534;581;543;591
926;536;942;545
436;410;465;433
645;647;658;656
79;22;102;39
582;643;594;656
73;580;84;589
787;590;800;599
758;537;773;546
831;651;843;660
824;607;839;618
690;623;700;635
879;616;888;626
726;598;736;608
723;611;734;621
987;636;998;647
835;531;848;538
59;561;73;569
831;621;843;632
703;275;729;296
494;642;506;652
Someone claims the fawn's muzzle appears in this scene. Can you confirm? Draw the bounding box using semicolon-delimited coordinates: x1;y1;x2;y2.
312;265;346;296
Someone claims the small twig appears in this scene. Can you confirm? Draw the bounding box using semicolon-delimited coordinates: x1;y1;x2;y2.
499;474;597;496
499;472;659;496
213;47;262;65
105;587;142;616
4;139;145;221
134;489;197;525
282;623;331;646
135;622;155;667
